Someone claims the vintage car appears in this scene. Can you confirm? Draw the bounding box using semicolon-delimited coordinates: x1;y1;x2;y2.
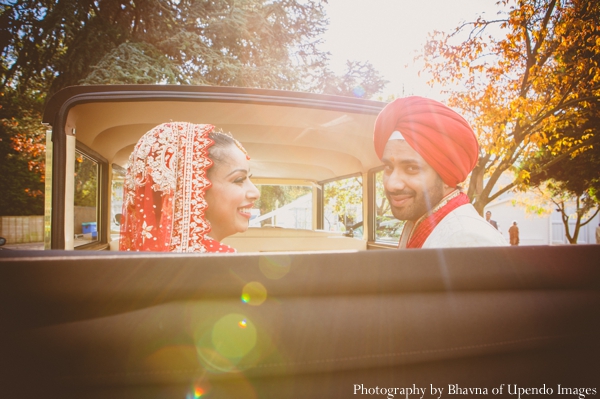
39;85;396;252
1;85;599;398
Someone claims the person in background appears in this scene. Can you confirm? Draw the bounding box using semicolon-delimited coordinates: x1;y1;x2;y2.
595;221;600;244
120;122;260;253
373;96;508;249
509;221;520;246
485;211;498;230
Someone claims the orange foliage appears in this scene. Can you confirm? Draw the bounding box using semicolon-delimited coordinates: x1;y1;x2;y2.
420;0;600;213
1;112;47;184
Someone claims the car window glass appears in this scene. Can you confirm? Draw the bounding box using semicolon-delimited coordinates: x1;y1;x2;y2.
374;169;403;243
110;164;125;242
74;151;98;247
324;176;363;234
251;185;312;229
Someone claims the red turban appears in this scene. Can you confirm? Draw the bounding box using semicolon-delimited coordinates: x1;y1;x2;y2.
373;96;479;187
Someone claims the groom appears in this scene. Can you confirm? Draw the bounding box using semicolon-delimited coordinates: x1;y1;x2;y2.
373;96;507;249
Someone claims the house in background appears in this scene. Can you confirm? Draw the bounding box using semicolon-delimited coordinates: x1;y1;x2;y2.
248;193;363;234
244;181;600;246
482;175;599;245
250;194;312;230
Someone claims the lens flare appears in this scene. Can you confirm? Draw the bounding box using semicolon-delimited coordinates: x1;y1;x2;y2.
194;310;280;375
185;381;210;399
188;373;258;398
352;86;366;98
194;386;205;398
212;313;257;359
195;346;237;373
259;255;291;280
241;282;267;306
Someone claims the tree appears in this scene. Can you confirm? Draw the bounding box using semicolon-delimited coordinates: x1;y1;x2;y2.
0;88;46;216
513;180;599;244
420;0;600;215
323;176;363;231
80;42;182;85
2;0;330;96
0;117;45;215
544;182;599;244
521;115;600;243
1;0;387;216
313;60;388;99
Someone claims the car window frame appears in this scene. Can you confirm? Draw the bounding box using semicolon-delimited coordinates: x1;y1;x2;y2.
71;142;108;250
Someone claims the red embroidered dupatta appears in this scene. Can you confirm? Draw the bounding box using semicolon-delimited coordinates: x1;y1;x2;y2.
119;122;235;253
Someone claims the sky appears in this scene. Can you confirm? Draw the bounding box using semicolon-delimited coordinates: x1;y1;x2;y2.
320;0;501;101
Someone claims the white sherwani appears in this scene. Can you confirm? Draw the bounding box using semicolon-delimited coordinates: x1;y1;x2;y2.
422;203;508;248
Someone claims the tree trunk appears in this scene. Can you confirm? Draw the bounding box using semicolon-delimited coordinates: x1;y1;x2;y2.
565;219;579;244
468;163;486;216
562;202;582;245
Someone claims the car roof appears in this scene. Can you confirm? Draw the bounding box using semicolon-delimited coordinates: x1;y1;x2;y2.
44;85;387;182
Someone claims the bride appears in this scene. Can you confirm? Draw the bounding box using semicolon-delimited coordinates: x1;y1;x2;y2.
119;122;260;253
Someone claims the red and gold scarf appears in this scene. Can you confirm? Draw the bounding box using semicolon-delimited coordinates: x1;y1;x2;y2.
398;190;470;249
120;122;235;253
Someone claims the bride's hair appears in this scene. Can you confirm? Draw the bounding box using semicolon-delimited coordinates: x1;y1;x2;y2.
208;131;248;175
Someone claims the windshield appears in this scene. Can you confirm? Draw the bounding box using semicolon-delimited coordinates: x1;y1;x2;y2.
250;185;313;229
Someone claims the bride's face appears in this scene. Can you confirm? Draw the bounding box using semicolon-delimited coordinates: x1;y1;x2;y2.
205;145;260;241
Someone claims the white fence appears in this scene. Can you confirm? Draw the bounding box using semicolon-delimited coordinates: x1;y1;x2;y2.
0;216;44;244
